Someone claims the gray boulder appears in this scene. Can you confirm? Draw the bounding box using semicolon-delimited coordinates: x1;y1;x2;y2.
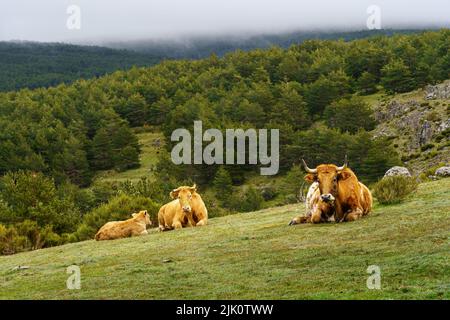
384;166;411;177
435;166;450;177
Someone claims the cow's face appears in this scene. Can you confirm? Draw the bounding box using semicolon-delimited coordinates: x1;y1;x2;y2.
170;184;197;213
132;210;152;226
302;159;349;203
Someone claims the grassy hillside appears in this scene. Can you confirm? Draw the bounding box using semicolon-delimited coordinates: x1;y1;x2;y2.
94;131;164;183
1;178;448;300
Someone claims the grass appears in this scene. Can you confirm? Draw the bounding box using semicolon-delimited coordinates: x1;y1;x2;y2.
1;178;449;300
94;132;164;183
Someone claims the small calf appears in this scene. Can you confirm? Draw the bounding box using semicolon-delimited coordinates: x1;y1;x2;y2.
95;210;152;241
289;182;335;225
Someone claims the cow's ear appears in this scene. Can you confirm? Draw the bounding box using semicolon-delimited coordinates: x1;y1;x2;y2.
304;173;316;183
338;171;351;181
132;213;137;218
170;190;179;199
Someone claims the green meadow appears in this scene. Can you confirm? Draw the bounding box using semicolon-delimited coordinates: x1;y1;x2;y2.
1;178;448;300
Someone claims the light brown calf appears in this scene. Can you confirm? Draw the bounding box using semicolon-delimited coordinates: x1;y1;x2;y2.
95;210;152;241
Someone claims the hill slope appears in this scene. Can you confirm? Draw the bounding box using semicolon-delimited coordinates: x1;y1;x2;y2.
0;42;160;92
0;178;449;299
363;80;450;174
94;131;164;183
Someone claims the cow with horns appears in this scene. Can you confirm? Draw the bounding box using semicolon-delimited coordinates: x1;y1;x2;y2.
289;157;373;224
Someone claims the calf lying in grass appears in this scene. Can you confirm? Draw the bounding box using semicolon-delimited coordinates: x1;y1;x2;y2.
95;210;152;241
289;182;335;225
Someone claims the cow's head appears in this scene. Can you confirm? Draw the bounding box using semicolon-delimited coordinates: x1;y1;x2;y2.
170;184;197;213
302;157;351;203
132;210;152;227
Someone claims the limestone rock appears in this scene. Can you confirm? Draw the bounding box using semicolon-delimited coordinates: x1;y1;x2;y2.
435;166;450;177
425;83;450;100
384;166;411;177
418;121;434;146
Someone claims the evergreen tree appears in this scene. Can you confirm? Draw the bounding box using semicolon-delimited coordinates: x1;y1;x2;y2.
304;69;351;115
381;59;415;93
272;83;310;130
356;71;378;95
213;167;233;202
324;97;376;134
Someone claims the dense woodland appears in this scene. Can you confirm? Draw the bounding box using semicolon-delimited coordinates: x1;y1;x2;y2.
0;29;449;254
0;42;160;92
0;30;423;92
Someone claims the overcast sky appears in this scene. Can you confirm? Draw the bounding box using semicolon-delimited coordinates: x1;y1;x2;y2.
0;0;449;43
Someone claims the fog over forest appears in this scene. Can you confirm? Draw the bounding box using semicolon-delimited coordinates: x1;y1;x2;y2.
0;0;449;43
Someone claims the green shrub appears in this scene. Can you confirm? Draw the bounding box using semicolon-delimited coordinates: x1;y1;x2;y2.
419;162;446;181
283;194;299;205
0;224;27;255
230;186;264;213
424;150;439;160
0;220;65;255
200;192;232;218
259;185;277;201
0;171;81;233
373;176;418;205
280;164;304;198
401;152;420;162
117;177;167;204
426;111;440;122
420;143;435;151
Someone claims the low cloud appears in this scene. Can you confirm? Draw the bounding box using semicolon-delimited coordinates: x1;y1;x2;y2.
0;0;448;42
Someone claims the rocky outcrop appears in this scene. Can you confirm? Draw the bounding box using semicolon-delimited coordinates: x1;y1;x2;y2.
437;119;450;133
435;166;450;177
384;166;411;177
374;100;420;122
373;96;449;151
425;83;450;100
370;80;450;174
419;121;434;146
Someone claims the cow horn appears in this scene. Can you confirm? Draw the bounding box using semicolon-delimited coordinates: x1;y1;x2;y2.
302;159;317;174
337;155;348;172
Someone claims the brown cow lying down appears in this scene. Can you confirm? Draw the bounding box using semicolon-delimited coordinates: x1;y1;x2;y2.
289;157;373;224
158;184;208;231
95;210;152;241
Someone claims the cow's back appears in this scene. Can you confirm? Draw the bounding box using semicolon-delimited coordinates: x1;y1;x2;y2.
158;200;179;229
95;220;142;240
192;193;208;224
359;182;373;215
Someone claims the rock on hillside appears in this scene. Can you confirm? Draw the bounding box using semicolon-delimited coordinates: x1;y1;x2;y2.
435;166;450;177
371;80;450;174
425;83;450;100
384;166;411;177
